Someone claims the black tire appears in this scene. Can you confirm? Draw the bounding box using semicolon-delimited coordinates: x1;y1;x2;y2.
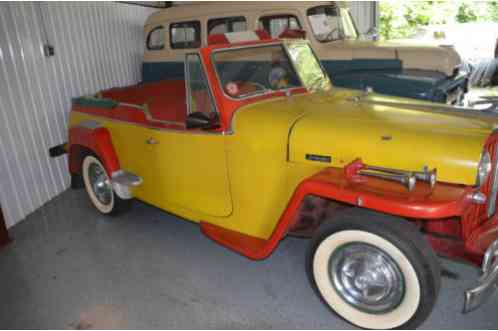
70;173;84;189
81;154;131;216
306;208;440;330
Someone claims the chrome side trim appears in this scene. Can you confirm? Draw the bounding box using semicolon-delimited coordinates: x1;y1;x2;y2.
116;101;185;127
143;105;186;127
118;102;144;110
72;110;225;136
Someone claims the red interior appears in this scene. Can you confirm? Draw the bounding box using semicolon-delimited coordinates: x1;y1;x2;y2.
102;80;188;124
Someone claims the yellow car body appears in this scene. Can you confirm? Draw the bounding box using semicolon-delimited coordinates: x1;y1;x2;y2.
55;35;498;327
69;86;497;240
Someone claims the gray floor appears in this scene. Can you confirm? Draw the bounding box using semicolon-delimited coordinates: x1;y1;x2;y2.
1;189;498;329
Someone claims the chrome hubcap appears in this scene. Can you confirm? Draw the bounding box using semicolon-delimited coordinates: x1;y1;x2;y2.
330;243;405;314
88;162;112;205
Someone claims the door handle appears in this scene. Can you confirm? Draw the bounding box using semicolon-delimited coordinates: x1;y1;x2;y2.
146;138;158;145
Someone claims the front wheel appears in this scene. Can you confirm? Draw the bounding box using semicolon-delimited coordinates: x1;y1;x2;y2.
306;209;440;329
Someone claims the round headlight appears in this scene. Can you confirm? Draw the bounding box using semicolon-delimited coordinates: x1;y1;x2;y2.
476;151;492;187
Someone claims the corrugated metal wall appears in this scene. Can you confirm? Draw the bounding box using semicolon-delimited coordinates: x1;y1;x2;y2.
0;1;376;228
0;2;155;228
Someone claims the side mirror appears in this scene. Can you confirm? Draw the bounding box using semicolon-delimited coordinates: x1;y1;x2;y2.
186;111;220;130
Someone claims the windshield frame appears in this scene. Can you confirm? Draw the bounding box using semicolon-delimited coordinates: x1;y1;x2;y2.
343;9;360;40
184;51;220;117
306;5;359;43
284;39;332;92
210;42;307;101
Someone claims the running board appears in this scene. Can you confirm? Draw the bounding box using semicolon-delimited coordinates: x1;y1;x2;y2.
200;222;269;260
111;170;143;200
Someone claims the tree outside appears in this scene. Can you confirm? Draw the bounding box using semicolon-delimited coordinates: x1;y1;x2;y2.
379;1;498;40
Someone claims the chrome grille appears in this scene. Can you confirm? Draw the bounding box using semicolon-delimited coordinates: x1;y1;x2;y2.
487;146;498;217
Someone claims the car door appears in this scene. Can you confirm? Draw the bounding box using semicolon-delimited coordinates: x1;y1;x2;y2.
151;53;233;217
109;119;164;207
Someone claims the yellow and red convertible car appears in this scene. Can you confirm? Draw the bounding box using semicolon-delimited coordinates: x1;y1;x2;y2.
51;31;498;329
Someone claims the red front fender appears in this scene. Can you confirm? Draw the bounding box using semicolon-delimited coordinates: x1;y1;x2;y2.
294;166;473;220
201;163;474;260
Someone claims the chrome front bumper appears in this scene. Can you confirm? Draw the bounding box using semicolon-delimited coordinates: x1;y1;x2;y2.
463;239;498;313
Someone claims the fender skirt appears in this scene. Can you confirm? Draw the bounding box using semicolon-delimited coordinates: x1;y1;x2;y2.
201;164;474;260
68;125;120;175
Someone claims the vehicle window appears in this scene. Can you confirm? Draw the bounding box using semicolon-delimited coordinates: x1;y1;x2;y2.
208;16;247;35
170;21;201;49
147;26;165;50
258;15;301;38
307;5;358;42
213;44;302;99
286;42;332;92
186;54;216;115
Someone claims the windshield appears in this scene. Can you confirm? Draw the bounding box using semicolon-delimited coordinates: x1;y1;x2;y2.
212;43;331;99
307;5;358;42
213;44;302;98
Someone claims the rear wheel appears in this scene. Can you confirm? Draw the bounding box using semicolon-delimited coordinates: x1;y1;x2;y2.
82;155;130;215
306;209;440;329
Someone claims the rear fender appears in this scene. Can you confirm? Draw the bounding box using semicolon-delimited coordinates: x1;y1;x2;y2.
68;122;120;176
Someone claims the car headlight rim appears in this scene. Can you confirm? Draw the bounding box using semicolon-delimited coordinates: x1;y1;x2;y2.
476;151;492;187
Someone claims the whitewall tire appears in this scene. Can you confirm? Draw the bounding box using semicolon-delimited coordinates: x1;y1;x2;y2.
307;209;440;330
82;155;130;215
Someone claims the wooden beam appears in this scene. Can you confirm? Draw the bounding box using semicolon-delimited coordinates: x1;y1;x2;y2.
0;205;10;249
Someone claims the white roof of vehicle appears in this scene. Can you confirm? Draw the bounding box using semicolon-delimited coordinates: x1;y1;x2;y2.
145;1;346;26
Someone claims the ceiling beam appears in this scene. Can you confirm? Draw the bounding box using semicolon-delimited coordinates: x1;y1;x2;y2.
117;2;173;9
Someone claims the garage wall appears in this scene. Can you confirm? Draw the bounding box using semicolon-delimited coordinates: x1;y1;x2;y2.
0;1;375;228
0;2;155;228
348;1;378;34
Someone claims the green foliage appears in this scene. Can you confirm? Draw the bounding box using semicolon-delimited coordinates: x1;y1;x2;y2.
489;1;498;21
379;1;498;40
456;2;477;23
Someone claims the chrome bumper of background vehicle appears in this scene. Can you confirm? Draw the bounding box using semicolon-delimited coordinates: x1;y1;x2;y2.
463;239;498;313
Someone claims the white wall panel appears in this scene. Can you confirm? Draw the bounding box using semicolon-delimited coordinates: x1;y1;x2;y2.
348;1;378;34
0;2;155;227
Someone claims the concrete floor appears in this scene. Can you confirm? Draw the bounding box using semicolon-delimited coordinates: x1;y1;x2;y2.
1;189;498;329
